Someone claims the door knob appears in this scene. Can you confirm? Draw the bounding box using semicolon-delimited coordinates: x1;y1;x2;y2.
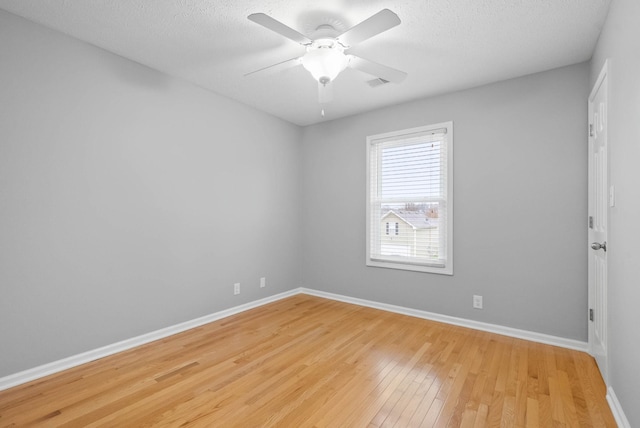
591;241;607;252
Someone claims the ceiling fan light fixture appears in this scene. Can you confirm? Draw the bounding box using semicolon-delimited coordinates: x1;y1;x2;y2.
301;41;348;84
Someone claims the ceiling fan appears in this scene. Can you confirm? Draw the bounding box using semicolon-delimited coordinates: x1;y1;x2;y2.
246;9;407;108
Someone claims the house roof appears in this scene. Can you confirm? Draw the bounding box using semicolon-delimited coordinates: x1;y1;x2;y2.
381;210;437;229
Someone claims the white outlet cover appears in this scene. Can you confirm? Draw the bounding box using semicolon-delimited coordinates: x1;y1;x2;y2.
473;295;483;309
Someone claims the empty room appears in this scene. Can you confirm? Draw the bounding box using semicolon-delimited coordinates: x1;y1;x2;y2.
0;0;638;426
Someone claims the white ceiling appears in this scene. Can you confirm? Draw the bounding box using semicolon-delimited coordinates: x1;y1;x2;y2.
0;0;611;126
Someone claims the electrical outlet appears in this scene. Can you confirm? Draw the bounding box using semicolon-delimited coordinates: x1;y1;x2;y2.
260;277;266;288
234;283;240;295
473;295;483;309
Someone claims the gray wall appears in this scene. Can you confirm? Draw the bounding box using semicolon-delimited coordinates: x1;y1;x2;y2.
591;0;640;424
301;63;589;341
0;10;302;377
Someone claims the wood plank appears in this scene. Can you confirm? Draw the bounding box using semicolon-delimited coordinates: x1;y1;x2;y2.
0;295;617;427
526;397;540;428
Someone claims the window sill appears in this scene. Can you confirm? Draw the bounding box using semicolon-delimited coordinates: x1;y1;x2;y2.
366;259;453;275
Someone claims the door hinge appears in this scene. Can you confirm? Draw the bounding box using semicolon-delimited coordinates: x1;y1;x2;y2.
589;216;594;229
589;308;594;322
589;124;594;137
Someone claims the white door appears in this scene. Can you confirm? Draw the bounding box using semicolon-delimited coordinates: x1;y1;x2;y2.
588;61;608;383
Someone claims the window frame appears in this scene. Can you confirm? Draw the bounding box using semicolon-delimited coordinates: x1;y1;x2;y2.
365;121;454;275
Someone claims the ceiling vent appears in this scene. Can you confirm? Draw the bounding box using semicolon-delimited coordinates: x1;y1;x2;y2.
367;77;390;88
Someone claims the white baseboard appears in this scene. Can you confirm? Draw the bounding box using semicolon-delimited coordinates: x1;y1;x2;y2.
0;286;590;392
0;289;299;392
299;288;589;352
607;387;631;428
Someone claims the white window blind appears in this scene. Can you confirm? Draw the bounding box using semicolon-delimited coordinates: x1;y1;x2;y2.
366;122;453;274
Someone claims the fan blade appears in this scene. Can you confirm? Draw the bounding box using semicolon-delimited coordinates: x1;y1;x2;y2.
337;9;400;48
248;13;312;46
318;81;333;104
245;57;302;77
348;55;407;83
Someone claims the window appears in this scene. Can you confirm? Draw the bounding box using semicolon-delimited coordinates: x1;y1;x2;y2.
385;222;399;236
366;122;453;274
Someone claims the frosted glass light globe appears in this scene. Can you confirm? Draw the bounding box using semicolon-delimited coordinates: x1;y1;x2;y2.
302;43;348;84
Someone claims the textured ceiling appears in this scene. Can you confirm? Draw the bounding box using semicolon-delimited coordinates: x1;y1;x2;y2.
0;0;612;126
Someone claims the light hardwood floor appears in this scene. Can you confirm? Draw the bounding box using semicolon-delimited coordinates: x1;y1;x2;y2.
0;295;616;427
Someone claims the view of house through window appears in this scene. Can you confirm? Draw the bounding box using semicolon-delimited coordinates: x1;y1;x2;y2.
366;122;453;274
